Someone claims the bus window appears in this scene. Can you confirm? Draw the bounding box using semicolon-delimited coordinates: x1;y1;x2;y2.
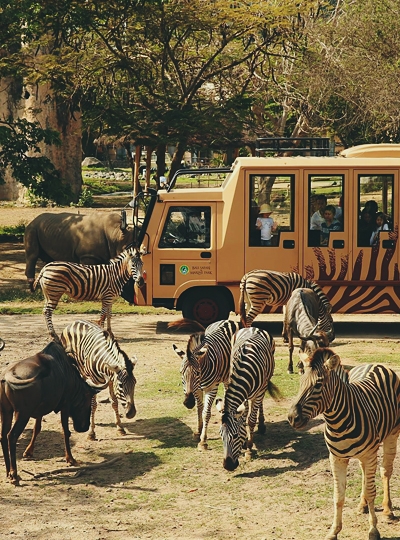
249;174;294;246
159;206;211;248
308;175;344;247
357;175;393;247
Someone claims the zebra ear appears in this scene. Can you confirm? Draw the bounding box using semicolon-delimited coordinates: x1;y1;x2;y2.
139;245;147;255
325;353;340;371
235;402;247;418
172;344;185;359
196;345;208;365
130;355;138;367
215;398;224;413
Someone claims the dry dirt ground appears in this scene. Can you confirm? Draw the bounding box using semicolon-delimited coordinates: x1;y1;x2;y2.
0;206;400;540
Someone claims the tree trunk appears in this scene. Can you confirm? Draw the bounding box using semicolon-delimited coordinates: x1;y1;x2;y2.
24;83;82;203
169;140;187;181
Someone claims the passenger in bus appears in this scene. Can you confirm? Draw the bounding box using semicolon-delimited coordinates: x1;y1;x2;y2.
320;205;341;246
358;209;375;247
256;204;278;246
370;212;389;246
310;195;328;230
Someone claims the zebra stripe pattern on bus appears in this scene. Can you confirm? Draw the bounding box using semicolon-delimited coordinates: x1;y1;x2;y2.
239;269;334;341
288;348;400;540
172;319;239;449
33;245;144;340
216;327;279;471
61;319;137;440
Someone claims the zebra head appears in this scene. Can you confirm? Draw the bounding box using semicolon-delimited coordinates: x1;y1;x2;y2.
173;332;204;409
216;398;248;471
127;246;145;287
111;353;137;419
288;348;340;430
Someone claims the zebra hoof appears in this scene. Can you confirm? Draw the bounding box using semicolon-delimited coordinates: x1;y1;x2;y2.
193;433;201;442
87;433;97;441
244;450;253;461
256;424;266;435
382;512;396;522
287;369;294;375
117;429;126;436
197;442;208;451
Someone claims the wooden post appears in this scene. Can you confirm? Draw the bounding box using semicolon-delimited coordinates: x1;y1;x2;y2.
145;146;153;192
133;145;142;197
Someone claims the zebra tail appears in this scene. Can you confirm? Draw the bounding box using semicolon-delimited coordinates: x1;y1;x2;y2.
266;380;282;401
239;279;247;327
167;318;205;332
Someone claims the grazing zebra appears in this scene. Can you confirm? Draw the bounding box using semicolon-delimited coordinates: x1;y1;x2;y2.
33;245;144;340
288;348;400;540
172;319;239;450
239;269;334;342
60;319;137;440
215;327;280;471
283;288;330;374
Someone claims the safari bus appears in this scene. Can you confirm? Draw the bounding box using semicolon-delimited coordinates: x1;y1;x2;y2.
129;143;400;325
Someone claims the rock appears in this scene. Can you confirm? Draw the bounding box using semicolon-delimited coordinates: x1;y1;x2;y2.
82;157;105;168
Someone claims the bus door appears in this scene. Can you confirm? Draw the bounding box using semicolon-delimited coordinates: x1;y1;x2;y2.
152;202;217;306
349;170;399;312
245;171;299;273
301;170;349;309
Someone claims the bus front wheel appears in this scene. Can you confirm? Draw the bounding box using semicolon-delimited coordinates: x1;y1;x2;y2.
181;289;231;327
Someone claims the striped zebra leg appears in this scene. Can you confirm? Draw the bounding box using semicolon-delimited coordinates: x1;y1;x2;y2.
245;396;264;454
358;454;380;540
198;387;218;450
192;389;204;443
256;399;266;434
327;454;349;540
88;394;98;440
43;302;60;341
109;381;126;436
380;432;399;520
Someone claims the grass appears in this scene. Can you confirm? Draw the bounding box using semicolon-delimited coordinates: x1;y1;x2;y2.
0;288;175;316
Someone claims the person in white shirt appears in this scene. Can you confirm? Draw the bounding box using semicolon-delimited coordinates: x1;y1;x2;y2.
310;195;327;230
256;204;278;246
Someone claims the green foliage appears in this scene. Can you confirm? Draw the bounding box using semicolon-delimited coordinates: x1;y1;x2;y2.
0;223;26;237
0;118;71;203
72;186;94;207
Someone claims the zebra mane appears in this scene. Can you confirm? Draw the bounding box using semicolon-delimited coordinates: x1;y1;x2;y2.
186;332;205;357
102;330;134;376
309;347;337;368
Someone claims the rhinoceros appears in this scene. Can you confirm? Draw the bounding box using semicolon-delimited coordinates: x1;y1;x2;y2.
24;212;136;301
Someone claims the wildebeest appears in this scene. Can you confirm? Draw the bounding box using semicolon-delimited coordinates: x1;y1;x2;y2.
283;288;330;374
0;341;96;485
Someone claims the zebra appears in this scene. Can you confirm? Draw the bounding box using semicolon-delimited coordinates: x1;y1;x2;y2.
239;269;334;342
32;244;145;341
283;288;330;374
288;348;400;540
172;319;239;450
215;327;280;471
60;319;137;440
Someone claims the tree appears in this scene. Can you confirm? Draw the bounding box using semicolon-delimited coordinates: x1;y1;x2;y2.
67;0;320;179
